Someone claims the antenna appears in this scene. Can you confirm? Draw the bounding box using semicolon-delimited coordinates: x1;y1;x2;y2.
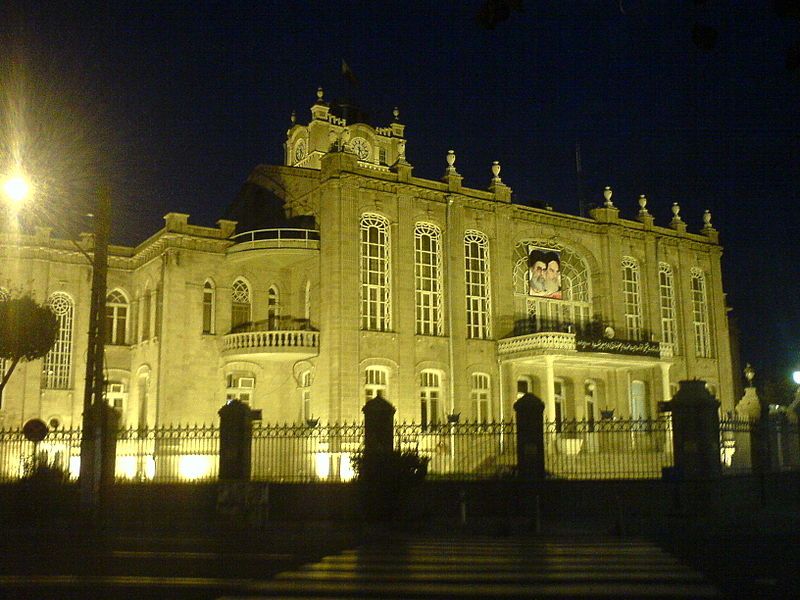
576;142;587;217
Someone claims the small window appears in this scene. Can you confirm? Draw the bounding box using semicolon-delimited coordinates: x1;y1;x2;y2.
202;281;215;334
364;367;389;403
226;372;255;404
470;373;491;423
419;370;442;430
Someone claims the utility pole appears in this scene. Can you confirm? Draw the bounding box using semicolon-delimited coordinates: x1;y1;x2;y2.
79;187;110;521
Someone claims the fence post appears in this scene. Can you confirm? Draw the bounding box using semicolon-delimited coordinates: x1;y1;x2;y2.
514;392;545;481
362;395;396;453
670;380;721;479
218;400;253;480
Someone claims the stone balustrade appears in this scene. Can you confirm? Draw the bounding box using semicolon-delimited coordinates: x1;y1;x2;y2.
222;330;320;357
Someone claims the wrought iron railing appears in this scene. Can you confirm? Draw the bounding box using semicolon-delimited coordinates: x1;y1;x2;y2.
544;417;674;479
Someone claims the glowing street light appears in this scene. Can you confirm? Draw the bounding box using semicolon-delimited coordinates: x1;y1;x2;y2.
792;371;800;386
2;174;31;205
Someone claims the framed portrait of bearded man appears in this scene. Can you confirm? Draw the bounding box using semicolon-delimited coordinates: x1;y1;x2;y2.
527;246;562;299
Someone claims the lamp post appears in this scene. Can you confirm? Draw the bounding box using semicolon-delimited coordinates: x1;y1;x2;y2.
2;172;111;521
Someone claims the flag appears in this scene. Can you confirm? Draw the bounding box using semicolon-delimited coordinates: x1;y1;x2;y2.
341;59;358;86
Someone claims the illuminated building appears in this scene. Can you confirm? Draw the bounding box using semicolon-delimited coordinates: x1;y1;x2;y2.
0;89;734;432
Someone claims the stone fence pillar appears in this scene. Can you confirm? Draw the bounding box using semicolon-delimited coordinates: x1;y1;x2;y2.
514;393;545;481
362;395;396;453
670;380;721;479
218;400;253;480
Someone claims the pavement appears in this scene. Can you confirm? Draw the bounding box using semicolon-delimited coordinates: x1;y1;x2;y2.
218;535;719;599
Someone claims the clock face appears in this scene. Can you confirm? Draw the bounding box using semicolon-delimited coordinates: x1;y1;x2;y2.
350;137;370;160
294;139;306;162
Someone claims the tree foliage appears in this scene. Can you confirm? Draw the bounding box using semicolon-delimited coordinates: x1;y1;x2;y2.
0;295;59;396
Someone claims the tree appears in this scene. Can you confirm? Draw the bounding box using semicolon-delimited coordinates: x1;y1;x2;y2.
0;295;59;397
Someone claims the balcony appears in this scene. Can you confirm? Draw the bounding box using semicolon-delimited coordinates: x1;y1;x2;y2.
499;317;672;362
222;319;319;359
226;228;320;256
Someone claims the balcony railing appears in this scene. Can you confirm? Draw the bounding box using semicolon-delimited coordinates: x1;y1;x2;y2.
223;329;319;355
228;228;320;253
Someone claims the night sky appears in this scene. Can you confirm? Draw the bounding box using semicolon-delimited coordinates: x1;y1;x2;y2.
2;2;799;386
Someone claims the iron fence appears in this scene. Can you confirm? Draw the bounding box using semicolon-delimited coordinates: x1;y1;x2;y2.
544;418;674;479
2;415;797;484
395;421;517;480
251;422;363;482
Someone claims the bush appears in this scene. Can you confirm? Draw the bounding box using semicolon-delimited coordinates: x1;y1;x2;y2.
351;448;429;523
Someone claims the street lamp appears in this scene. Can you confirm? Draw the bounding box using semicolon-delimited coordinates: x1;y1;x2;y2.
2;170;111;521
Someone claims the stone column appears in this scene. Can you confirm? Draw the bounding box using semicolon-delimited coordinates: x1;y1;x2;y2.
514;393;545;481
543;356;555;422
218;400;253;481
670;380;721;479
363;395;396;453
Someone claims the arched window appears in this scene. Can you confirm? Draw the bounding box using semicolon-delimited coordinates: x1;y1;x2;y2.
691;268;711;357
658;263;678;353
464;230;491;339
360;214;391;331
364;366;389;403
299;370;312;421
419;369;442;429
415;223;443;336
42;292;74;389
231;278;251;331
622;257;643;340
470;372;491;423
267;286;280;330
553;377;566;431
106;290;129;345
202;280;215;334
513;241;590;333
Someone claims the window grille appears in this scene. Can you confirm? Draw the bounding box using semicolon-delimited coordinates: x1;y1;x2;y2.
470;372;491;423
691;268;712;357
360;214;391;331
419;369;442;429
364;366;389;403
231;278;251;330
202;281;215;334
414;223;443;336
106;290;128;345
658;263;678;353
622;256;643;340
42;292;73;389
464;230;491;339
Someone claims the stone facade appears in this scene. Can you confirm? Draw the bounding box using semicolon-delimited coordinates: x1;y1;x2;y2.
0;91;734;430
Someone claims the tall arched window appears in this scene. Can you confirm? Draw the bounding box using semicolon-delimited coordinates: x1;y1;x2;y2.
140;287;151;341
299;370;312;421
419;369;442;429
0;288;8;404
691;268;711;357
231;278;251;331
513;241;590;332
267;286;280;330
360;214;391;331
106;290;129;345
584;380;598;430
470;373;491;422
202;280;215;334
415;223;443;336
304;280;311;324
464;230;491;339
621;257;643;340
658;263;678;353
364;366;389;403
42;292;74;389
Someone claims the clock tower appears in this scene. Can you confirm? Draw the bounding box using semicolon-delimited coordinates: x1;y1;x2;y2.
284;87;408;171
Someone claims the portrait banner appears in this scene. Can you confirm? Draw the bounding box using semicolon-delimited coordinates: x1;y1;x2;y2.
527;246;562;299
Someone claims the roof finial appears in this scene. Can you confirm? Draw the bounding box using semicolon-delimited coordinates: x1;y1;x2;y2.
744;363;755;386
638;194;649;215
671;202;683;223
703;209;713;228
491;161;502;183
290;110;296;124
393;106;400;121
446;150;456;173
603;186;614;208
316;86;324;101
